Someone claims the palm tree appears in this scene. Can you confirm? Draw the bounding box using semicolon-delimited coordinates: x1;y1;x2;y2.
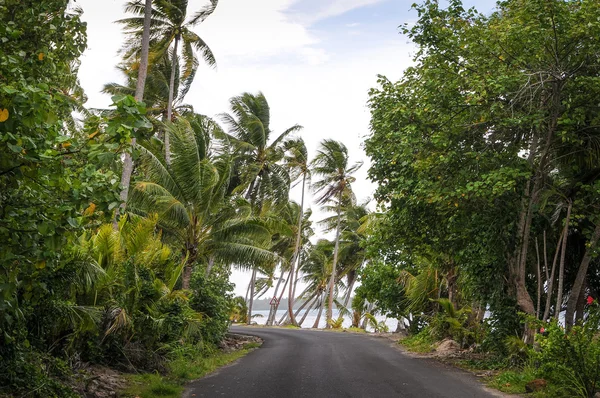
220;92;302;320
311;139;362;328
117;0;152;217
103;54;194;123
283;138;311;325
129;114;276;289
118;0;218;163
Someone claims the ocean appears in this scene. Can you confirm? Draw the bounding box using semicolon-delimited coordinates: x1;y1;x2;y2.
250;309;399;332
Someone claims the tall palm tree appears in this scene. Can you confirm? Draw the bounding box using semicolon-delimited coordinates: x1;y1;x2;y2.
220;92;302;320
311;139;362;328
129;114;276;288
118;0;218;163
283;138;311;325
117;0;152;218
103;54;194;122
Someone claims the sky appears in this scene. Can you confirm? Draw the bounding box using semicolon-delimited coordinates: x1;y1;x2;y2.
76;0;497;297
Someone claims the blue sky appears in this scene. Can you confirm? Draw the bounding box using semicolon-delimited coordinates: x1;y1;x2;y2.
77;0;501;296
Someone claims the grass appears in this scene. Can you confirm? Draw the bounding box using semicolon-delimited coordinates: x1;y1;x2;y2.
122;342;260;398
399;332;435;353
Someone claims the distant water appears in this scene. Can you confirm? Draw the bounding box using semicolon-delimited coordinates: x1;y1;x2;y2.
250;309;398;332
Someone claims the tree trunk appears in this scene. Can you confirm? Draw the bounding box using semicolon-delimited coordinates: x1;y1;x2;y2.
360;302;374;330
446;264;458;308
555;201;572;321
279;289;313;325
574;279;587;325
343;272;357;308
115;0;152;227
288;174;305;326
565;222;600;329
182;265;193;289
266;267;285;325
543;230;549;282
247;268;257;324
165;36;179;164
326;193;343;328
298;294;318;326
269;270;290;326
542;231;563;321
205;255;215;277
535;237;541;319
312;292;325;329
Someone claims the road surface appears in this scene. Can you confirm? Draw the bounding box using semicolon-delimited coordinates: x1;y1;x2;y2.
184;326;503;398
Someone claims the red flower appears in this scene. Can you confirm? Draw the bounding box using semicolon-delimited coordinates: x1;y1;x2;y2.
540;327;545;334
588;296;595;305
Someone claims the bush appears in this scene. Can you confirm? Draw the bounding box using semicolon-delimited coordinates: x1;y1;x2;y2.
534;305;600;398
189;269;234;346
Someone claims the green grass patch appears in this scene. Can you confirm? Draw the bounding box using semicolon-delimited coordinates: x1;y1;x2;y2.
399;333;435;353
345;327;367;333
488;369;536;395
122;343;260;398
282;324;301;329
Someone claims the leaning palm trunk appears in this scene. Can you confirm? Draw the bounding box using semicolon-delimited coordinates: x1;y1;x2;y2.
343;273;357;308
325;193;343;328
555;201;572;320
116;0;152;226
299;294;319;326
267;268;286;326
247;268;257;324
288;174;306;325
565;222;600;329
165;36;179;164
312;292;325;328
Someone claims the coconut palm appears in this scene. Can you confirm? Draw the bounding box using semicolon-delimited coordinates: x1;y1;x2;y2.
220;92;302;320
129;114;276;289
103;54;194;122
311;139;362;328
118;0;218;163
117;0;153;214
282;137;311;325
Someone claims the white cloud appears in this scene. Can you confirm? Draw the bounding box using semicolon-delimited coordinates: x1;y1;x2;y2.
290;0;387;24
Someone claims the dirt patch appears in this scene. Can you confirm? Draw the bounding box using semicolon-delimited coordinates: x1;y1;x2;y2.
70;365;127;398
219;332;263;353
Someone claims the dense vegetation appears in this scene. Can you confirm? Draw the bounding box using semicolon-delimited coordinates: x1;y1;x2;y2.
362;0;600;396
0;0;369;395
3;0;600;397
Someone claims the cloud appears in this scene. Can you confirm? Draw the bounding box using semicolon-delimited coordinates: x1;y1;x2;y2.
289;0;387;24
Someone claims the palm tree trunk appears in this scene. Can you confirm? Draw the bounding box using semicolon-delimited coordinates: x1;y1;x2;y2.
326;192;343;328
115;0;152;227
543;230;564;321
535;237;541;319
312;292;325;328
205;255;215;277
271;273;290;325
298;294;319;326
165;36;179;164
267;268;285;325
247;268;257;324
288;174;306;326
555;201;572;320
343;272;357;308
361;302;375;330
565;222;600;329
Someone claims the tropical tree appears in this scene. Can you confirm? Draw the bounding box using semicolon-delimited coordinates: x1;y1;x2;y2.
311;139;362;328
220;92;302;320
117;0;153;216
118;0;218;162
283;138;311;325
129;114;275;288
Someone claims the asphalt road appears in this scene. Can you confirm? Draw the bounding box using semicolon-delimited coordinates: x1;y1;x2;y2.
184;326;503;398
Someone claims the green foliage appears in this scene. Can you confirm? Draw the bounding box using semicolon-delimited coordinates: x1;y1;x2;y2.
534;305;600;397
328;317;344;329
428;299;477;347
400;332;435;353
189;270;235;345
230;296;248;323
123;345;258;398
488;368;537;395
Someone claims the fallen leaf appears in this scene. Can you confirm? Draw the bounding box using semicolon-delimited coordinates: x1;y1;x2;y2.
38;52;45;61
0;108;8;122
